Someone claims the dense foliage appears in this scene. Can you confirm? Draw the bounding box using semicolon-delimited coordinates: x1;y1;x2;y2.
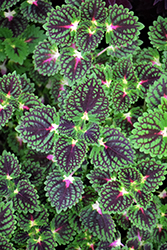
0;0;167;249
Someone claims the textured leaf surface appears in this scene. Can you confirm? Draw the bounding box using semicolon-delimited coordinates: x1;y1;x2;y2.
80;122;100;144
59;47;92;81
118;167;142;190
135;63;162;98
76;21;104;52
20;0;52;23
0;0;20;11
3;38;28;64
0;201;15;237
17;205;48;231
33;40;60;76
50;213;75;245
146;74;167;110
44;5;80;45
0;150;20;180
80;0;107;23
45;170;84;213
27;231;56;249
55;137;86;174
105;4;144;46
100;181;133;213
136;159;167;193
0;71;21;98
65;78;109;123
0;235;16;250
90;127;134;171
127;201;158;230
12;180;39;213
130;110;167;158
80;202;115;240
15;106;59;153
148;16;167;51
0;92;14;129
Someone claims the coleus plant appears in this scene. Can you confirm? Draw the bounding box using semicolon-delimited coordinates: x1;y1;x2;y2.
0;0;167;249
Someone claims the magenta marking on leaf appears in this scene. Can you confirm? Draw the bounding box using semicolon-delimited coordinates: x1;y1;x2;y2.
126;116;133;125
137;231;142;242
109;238;124;247
23;105;30;110
74;57;81;71
154;131;163;136
33;1;38;6
63;179;72;188
42;55;54;64
54;226;63;233
139;207;144;214
137;190;142;196
117;191;123;199
30;214;34;221
138;79;148;86
46;154;54;161
45;125;54;131
122;92;127;98
164;93;167;99
110;24;120;30
143;175;150;180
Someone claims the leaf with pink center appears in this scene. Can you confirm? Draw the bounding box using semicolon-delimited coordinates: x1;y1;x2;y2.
27;231;56;249
127;201;158;231
132;190;152;207
20;0;52;23
59;46;92;82
33;40;60;76
50;213;76;245
136;159;167;193
99;181;133;213
65;78;109;123
80;201;116;240
105;4;144;46
118;167;142;190
113;107;143;136
0;150;20;180
15;105;59;153
54;137;87;174
127;225;151;243
90;127;134;171
86;168;112;192
130;110;167;158
76;21;104;52
135;62;162;98
44;5;80;45
44;169;84;213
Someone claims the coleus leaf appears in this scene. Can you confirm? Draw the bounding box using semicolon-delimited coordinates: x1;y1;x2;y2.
116;211;131;230
135;62;162;98
113;107;143;136
146;74;167;110
58;117;76;138
159;243;167;250
76;21;104;52
0;92;14;129
65;78;109;123
126;237;140;249
80;201;116;240
33;40;60;76
19;73;35;93
127;201;158;231
127;225;152;243
81;186;99;207
21;24;47;54
0;71;22;98
17;205;48;231
99;180;133;213
3;37;28;64
148;16;167;51
107;39;142;58
136;47;161;67
20;0;52;23
54;137;87;174
65;0;83;8
135;159;167;193
90;127;134;171
27;231;56;249
80;122;100;144
59;46;92;82
44;169;84;213
0;235;16;250
80;0;107;24
0;201;15;237
130;110;167;158
12;229;29;247
0;150;20;180
0;0;20;11
15;105;59;153
86;168;112;192
44;5;80;46
50;213;76;245
0;179;9;197
105;4;144;46
0;12;28;37
11;179;39;213
132;189;152;208
153;226;167;245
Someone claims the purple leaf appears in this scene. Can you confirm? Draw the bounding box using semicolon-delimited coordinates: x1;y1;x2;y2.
44;170;84;213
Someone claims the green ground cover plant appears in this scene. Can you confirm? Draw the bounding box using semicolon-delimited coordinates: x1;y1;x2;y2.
0;0;167;249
